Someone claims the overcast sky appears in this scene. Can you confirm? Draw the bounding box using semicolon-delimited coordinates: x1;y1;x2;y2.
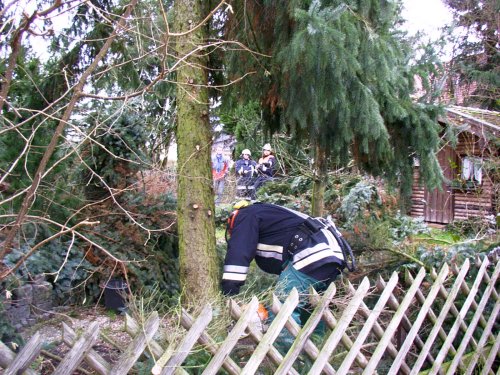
401;0;453;40
22;0;455;60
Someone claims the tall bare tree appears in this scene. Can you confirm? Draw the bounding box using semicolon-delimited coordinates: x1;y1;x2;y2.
173;0;220;304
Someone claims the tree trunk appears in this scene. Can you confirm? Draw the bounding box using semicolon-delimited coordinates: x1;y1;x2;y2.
311;142;326;217
173;0;219;305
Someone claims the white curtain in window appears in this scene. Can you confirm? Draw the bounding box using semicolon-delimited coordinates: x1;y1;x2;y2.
461;157;483;184
462;158;473;180
473;160;483;184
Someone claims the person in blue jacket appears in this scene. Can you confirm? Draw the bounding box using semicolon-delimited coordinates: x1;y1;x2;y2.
254;143;276;191
234;149;257;199
222;201;354;327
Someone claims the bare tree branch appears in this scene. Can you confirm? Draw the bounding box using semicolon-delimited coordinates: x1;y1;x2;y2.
0;0;65;111
0;0;140;263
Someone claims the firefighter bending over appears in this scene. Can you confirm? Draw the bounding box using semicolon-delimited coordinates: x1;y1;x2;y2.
222;201;355;327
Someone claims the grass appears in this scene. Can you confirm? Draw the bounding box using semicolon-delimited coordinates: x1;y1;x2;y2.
215;227;227;242
106;309;118;320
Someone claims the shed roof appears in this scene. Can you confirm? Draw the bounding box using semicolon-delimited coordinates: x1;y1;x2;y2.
444;106;500;137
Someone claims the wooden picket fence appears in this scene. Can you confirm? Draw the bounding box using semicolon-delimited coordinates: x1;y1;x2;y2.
1;256;498;374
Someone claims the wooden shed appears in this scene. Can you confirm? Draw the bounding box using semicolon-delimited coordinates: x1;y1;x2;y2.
411;106;499;224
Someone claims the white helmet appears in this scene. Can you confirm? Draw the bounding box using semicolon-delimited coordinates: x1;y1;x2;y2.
241;149;251;156
262;143;272;152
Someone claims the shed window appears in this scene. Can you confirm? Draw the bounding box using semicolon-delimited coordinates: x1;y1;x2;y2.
461;157;483;184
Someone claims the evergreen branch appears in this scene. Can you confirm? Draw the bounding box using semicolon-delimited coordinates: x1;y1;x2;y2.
0;119;43;187
0;0;65;111
345;5;375;36
380;247;426;268
73;148;176;234
416;236;456;245
82;68;258;101
0;218;99;280
0;214;148;284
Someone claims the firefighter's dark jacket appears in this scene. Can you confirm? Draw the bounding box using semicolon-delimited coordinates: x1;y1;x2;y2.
222;203;346;295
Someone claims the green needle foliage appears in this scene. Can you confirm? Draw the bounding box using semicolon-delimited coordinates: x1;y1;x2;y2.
224;0;443;211
442;0;499;110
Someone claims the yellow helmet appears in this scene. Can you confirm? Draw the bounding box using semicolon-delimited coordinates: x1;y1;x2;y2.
233;200;252;209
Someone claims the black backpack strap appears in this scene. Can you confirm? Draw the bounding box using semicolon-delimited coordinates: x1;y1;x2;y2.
322;217;356;272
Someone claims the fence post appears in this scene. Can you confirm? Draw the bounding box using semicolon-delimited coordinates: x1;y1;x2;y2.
182;307;241;375
204;297;259;375
309;277;370;374
62;322;111;375
276;282;337;375
110;311;159;375
481;332;500;375
161;304;212;375
241;288;299;375
376;276;426;356
4;332;43;375
309;286;370;370
271;295;334;375
408;259;470;374
429;258;492;374
0;339;37;375
464;302;500;373
125;314;165;359
445;261;500;375
53;321;100;375
362;267;426;375
230;299;294;374
388;264;449;375
337;272;400;374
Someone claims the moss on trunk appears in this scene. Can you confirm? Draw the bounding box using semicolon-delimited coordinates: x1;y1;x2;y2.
173;0;219;306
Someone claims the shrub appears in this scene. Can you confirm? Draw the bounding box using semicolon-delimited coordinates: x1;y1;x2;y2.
0;298;24;349
4;239;97;304
389;212;429;244
416;241;491;270
336;181;381;225
446;215;497;238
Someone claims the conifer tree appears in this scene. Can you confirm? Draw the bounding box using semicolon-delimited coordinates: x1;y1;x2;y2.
225;0;443;215
443;0;499;109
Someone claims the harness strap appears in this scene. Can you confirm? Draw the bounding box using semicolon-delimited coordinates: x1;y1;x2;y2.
322;217;357;272
286;217;356;272
225;209;240;241
326;225;356;272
